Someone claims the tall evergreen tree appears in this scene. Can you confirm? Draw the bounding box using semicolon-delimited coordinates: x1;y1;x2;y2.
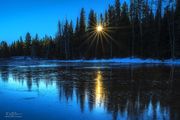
63;20;70;59
68;21;74;59
74;18;80;58
108;5;116;58
118;2;131;57
87;10;97;58
80;8;86;34
175;0;180;57
155;0;162;58
25;32;32;56
79;8;86;58
31;34;40;58
0;41;9;58
115;0;121;26
55;21;63;59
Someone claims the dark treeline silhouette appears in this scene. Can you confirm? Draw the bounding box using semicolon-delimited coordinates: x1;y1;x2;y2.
0;0;180;60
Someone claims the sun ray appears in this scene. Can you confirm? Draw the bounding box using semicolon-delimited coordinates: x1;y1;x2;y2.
81;31;96;46
89;33;98;48
101;33;111;44
99;33;105;56
83;23;121;58
102;31;119;46
95;33;100;57
86;32;98;53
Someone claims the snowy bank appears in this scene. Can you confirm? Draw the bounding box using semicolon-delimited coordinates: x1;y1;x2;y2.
55;58;162;64
2;57;180;65
49;58;180;65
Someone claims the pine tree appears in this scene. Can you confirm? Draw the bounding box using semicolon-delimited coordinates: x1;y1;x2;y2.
55;21;63;59
69;21;74;59
74;18;80;58
130;1;135;58
155;0;162;59
19;36;24;56
108;5;116;58
79;8;86;58
25;32;32;57
118;2;130;57
87;9;97;58
80;8;86;34
31;34;40;58
115;0;121;26
0;41;9;58
175;0;180;57
63;20;71;59
88;10;97;29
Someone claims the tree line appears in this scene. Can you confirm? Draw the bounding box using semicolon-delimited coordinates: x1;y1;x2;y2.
0;0;180;60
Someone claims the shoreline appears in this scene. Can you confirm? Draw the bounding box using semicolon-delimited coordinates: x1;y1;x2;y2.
0;57;180;65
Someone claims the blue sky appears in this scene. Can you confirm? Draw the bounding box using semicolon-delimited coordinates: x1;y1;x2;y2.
0;0;116;43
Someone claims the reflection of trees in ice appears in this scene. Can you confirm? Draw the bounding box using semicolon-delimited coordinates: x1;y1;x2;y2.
0;65;179;120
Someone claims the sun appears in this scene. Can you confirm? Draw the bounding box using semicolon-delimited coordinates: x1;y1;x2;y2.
82;23;116;57
96;25;103;32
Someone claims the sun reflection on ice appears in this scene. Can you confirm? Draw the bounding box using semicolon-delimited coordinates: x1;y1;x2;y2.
95;70;105;107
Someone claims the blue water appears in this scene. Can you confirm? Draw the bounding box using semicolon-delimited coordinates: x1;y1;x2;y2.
0;62;180;120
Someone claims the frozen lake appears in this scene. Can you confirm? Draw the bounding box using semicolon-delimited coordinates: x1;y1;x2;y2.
0;61;180;120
